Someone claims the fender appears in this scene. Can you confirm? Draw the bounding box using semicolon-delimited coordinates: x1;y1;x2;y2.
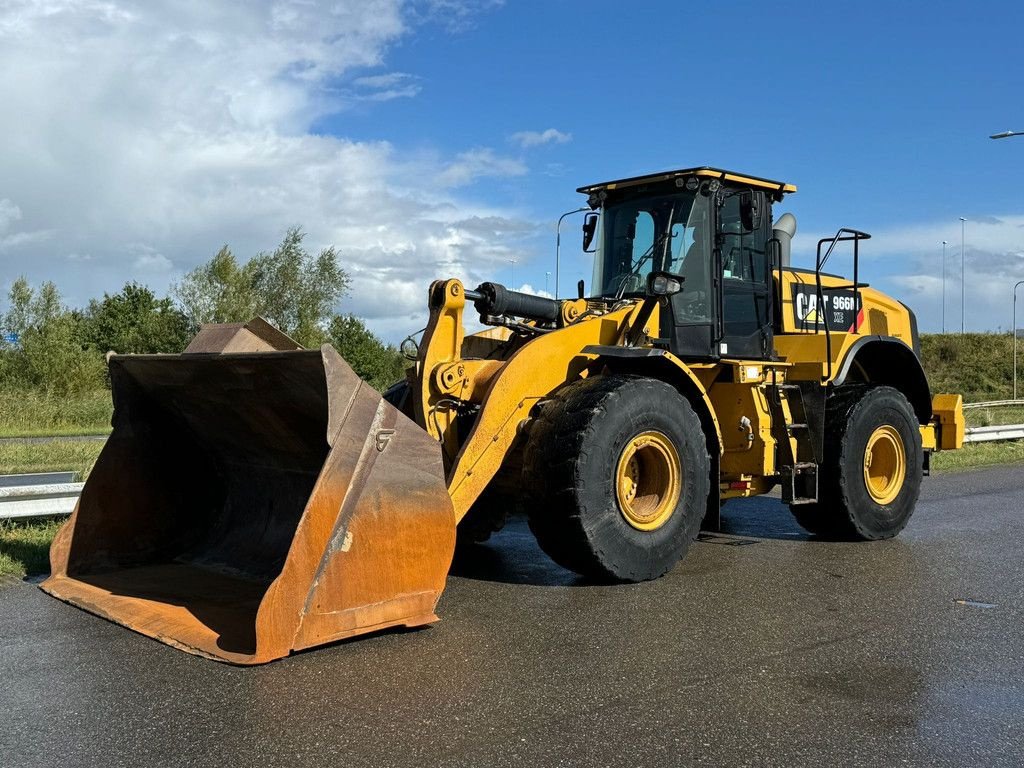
833;336;932;423
583;345;724;530
581;345;723;454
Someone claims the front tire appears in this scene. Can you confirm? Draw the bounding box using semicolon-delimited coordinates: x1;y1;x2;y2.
790;386;923;540
523;375;710;582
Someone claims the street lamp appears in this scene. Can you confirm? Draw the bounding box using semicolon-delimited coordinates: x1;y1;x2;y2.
555;207;590;299
990;130;1024;139
942;240;948;333
960;217;966;334
1015;281;1024;400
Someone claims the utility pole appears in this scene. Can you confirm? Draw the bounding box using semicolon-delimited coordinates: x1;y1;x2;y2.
959;217;967;333
942;240;947;333
1015;281;1024;400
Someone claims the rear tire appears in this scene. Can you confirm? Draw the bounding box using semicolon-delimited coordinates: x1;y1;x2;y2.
790;386;922;540
523;375;710;582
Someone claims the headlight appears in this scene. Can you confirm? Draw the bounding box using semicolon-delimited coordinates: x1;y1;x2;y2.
647;272;684;296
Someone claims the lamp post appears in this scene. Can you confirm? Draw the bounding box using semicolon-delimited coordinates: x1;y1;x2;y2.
1015;281;1024;400
555;207;590;299
960;217;966;333
942;240;948;333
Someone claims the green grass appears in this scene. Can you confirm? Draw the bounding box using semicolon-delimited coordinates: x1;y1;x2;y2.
0;388;112;437
0;519;63;581
0;440;104;477
932;440;1024;472
920;333;1017;403
964;405;1024;428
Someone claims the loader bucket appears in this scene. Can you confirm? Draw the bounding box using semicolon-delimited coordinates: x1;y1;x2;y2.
41;345;456;664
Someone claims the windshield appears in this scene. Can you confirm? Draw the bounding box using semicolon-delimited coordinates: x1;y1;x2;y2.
591;192;713;321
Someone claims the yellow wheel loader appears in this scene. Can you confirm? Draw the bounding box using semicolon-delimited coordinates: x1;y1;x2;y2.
42;167;965;663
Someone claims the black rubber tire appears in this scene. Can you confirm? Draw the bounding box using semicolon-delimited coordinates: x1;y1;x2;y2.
790;385;923;540
522;374;710;582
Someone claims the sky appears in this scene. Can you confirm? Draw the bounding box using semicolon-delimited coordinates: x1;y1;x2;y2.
1;0;1023;341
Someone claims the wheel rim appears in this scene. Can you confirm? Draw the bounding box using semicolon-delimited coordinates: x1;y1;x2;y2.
863;425;906;505
615;430;682;531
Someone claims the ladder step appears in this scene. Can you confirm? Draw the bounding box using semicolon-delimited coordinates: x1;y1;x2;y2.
786;423;808;430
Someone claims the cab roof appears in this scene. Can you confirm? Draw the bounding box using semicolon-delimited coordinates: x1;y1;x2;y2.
576;166;797;196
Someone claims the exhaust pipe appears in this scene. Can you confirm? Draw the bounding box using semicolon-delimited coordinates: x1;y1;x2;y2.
773;212;797;268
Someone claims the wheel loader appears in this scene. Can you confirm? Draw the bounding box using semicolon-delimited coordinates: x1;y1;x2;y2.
42;166;965;664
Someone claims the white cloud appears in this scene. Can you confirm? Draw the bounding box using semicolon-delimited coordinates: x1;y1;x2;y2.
515;283;553;298
0;0;523;342
0;199;21;230
510;128;572;149
410;0;505;33
351;71;421;101
437;148;528;187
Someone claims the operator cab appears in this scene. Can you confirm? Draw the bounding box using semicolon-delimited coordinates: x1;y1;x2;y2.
579;167;796;361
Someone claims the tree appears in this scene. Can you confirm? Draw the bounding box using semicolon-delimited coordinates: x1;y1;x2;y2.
328;315;407;392
82;282;193;354
175;228;350;348
0;278;105;394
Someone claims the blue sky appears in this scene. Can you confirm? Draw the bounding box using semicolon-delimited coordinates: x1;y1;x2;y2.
1;1;1022;339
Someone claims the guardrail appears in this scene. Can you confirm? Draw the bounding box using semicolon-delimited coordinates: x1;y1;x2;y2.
963;424;1024;443
0;479;83;520
962;399;1024;410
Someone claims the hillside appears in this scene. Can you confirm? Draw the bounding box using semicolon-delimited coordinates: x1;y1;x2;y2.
920;333;1017;403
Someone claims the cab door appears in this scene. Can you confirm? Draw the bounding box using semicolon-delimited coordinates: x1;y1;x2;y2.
717;191;773;359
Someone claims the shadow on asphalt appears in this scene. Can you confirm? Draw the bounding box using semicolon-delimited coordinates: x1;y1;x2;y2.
718;495;813;541
450;496;816;587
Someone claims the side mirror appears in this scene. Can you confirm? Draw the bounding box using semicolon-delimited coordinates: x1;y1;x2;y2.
739;191;762;232
646;271;685;297
582;212;599;253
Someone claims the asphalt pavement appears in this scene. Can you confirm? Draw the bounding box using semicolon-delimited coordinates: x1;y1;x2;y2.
2;465;1023;767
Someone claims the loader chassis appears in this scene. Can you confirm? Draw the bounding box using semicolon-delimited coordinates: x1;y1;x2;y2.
43;166;965;662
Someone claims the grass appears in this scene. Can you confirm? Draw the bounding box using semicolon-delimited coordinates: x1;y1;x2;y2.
964;405;1024;428
0;519;63;581
0;388;112;437
932;440;1024;472
0;440;105;477
920;333;1018;403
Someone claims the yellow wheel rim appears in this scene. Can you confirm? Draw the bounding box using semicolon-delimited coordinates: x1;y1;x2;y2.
863;425;906;505
615;430;682;531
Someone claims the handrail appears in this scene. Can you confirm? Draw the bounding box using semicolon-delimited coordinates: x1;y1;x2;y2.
815;228;872;381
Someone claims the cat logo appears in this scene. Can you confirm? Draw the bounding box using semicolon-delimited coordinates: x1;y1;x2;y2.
795;291;823;325
791;285;860;331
